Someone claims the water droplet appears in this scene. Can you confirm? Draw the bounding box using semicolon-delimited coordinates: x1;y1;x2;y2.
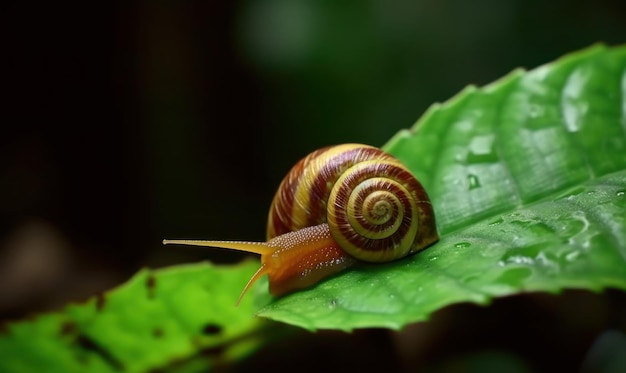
565;251;580;262
505;255;534;265
489;217;504;226
454;241;471;249
428;255;438;261
617;191;625;197
329;299;337;308
534;251;555;267
467;174;481;190
509;219;531;228
527;222;556;236
509;218;556;237
466;135;498;164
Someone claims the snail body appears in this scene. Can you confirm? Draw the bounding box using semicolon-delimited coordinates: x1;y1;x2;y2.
163;144;438;304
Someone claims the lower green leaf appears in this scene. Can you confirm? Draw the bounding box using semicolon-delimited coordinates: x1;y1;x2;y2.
0;261;266;373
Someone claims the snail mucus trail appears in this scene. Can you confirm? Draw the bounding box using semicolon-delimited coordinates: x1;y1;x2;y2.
163;144;438;305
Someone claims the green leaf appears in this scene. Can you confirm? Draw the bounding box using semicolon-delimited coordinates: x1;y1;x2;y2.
257;44;626;331
0;261;267;373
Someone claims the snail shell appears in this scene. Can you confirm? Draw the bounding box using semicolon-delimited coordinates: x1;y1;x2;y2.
163;144;438;304
267;144;437;263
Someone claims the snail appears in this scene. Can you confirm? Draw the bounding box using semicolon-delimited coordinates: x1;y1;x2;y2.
163;144;438;304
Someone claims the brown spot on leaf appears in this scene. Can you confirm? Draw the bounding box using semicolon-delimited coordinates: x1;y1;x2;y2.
76;334;124;370
153;328;164;338
146;273;156;299
60;321;78;336
202;323;223;335
96;292;106;312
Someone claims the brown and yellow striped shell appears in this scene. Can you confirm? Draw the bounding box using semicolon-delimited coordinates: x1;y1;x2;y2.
267;144;438;263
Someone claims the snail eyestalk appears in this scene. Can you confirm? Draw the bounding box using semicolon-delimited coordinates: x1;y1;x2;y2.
162;239;273;255
162;238;273;305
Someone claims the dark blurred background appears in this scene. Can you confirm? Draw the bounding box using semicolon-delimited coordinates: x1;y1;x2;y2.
2;1;626;371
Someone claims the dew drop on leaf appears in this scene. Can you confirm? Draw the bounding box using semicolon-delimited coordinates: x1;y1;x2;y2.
467;174;481;190
565;251;581;262
505;255;534;265
466;134;498;164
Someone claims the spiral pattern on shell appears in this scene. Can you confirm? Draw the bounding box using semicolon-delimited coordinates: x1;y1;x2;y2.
267;144;437;263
